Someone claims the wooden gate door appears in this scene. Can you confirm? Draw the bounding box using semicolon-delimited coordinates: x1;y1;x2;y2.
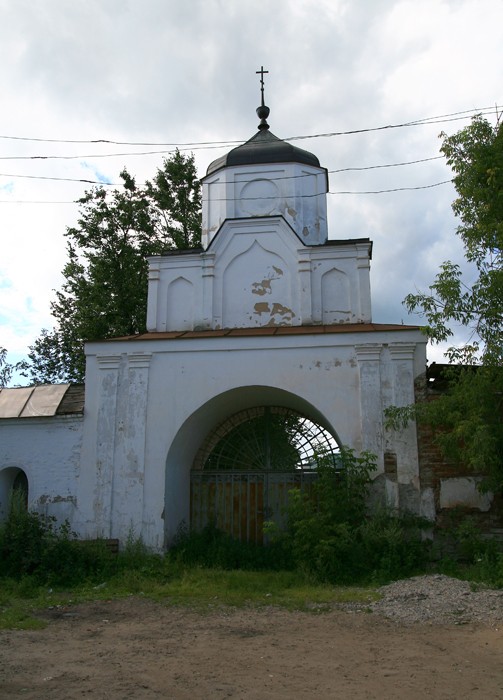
190;406;337;543
190;469;317;543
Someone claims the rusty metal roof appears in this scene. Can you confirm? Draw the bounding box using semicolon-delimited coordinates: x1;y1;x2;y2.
104;323;421;343
0;384;85;419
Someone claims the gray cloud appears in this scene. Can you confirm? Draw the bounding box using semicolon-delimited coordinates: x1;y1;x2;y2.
1;0;501;371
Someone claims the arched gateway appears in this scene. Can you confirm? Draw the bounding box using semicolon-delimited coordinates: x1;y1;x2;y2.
191;405;340;542
75;77;426;550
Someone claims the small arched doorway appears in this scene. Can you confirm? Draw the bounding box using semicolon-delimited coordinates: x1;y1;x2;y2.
190;406;340;542
0;467;29;522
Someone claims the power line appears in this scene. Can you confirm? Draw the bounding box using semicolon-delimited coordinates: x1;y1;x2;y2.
0;179;453;204
0;105;498;148
0;106;499;162
202;180;453;201
0;154;445;187
330;180;453;194
0;173;117;185
287;107;499;142
331;155;443;173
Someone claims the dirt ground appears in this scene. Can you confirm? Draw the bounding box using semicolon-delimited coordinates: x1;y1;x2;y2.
1;597;502;700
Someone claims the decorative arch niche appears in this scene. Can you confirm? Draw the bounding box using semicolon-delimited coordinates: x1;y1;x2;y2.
0;467;28;522
163;387;341;546
166;276;195;331
221;241;293;327
321;267;351;323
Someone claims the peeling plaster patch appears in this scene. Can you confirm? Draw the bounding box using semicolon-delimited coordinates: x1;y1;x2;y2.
440;478;493;512
265;317;291;327
287;207;297;218
302;226;309;237
251;279;272;296
271;303;294;318
251;267;284;296
420;487;436;521
334;359;342;367
254;302;270;315
38;494;76;505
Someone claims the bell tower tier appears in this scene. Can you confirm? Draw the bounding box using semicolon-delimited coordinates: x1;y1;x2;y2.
147;75;372;332
201;75;328;249
202;156;329;249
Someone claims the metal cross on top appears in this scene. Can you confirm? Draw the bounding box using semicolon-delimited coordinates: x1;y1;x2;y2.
256;66;269;106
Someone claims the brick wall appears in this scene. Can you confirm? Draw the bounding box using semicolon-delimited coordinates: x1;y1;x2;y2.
415;371;502;532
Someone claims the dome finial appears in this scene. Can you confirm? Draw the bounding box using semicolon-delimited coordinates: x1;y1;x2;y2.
255;65;270;131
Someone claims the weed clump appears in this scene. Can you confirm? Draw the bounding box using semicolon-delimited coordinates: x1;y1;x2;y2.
265;448;430;585
0;490;116;586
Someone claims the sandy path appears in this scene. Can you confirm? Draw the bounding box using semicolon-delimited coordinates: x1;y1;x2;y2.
1;598;502;699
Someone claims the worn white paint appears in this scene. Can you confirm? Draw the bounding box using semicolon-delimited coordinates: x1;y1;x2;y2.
440;477;493;512
0;121;435;549
0;416;82;525
147;219;372;332
202;161;328;249
74;329;426;548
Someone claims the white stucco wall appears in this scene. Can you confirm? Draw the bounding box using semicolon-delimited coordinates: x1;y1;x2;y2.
201;161;328;248
0;415;83;526
77;328;426;549
147;218;372;332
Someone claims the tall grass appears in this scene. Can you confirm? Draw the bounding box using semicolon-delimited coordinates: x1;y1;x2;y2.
0;455;501;631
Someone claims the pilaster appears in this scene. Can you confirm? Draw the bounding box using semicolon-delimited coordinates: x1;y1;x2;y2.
355;344;383;458
146;263;160;332
110;352;152;540
94;354;121;537
297;252;312;324
388;343;421;512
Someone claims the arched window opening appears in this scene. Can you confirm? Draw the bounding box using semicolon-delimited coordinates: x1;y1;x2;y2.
12;470;29;509
0;467;29;522
193;406;340;472
191;407;340;542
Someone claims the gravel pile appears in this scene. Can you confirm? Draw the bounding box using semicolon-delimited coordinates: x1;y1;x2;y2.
370;574;503;626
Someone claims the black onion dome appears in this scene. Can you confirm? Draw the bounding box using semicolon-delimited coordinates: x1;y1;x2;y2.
206;128;321;176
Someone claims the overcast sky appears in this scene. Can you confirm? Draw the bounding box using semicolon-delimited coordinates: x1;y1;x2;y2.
1;0;501;382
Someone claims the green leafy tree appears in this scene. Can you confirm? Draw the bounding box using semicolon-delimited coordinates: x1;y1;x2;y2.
404;114;502;365
387;114;503;493
0;347;12;388
0;347;24;388
22;151;201;384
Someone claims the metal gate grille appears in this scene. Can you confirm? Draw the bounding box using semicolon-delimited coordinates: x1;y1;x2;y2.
190;469;317;543
190;406;339;543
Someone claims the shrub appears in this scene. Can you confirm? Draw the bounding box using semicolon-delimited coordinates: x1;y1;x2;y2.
170;522;293;571
0;492;116;586
277;448;430;584
0;490;49;578
437;515;503;588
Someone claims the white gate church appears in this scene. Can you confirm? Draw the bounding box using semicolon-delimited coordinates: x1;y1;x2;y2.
0;78;428;549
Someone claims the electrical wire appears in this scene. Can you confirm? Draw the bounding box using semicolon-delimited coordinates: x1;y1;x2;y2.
0;106;499;162
0;105;498;148
0;155;445;187
0;173;117;185
0;179;453;204
1;104;491;202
